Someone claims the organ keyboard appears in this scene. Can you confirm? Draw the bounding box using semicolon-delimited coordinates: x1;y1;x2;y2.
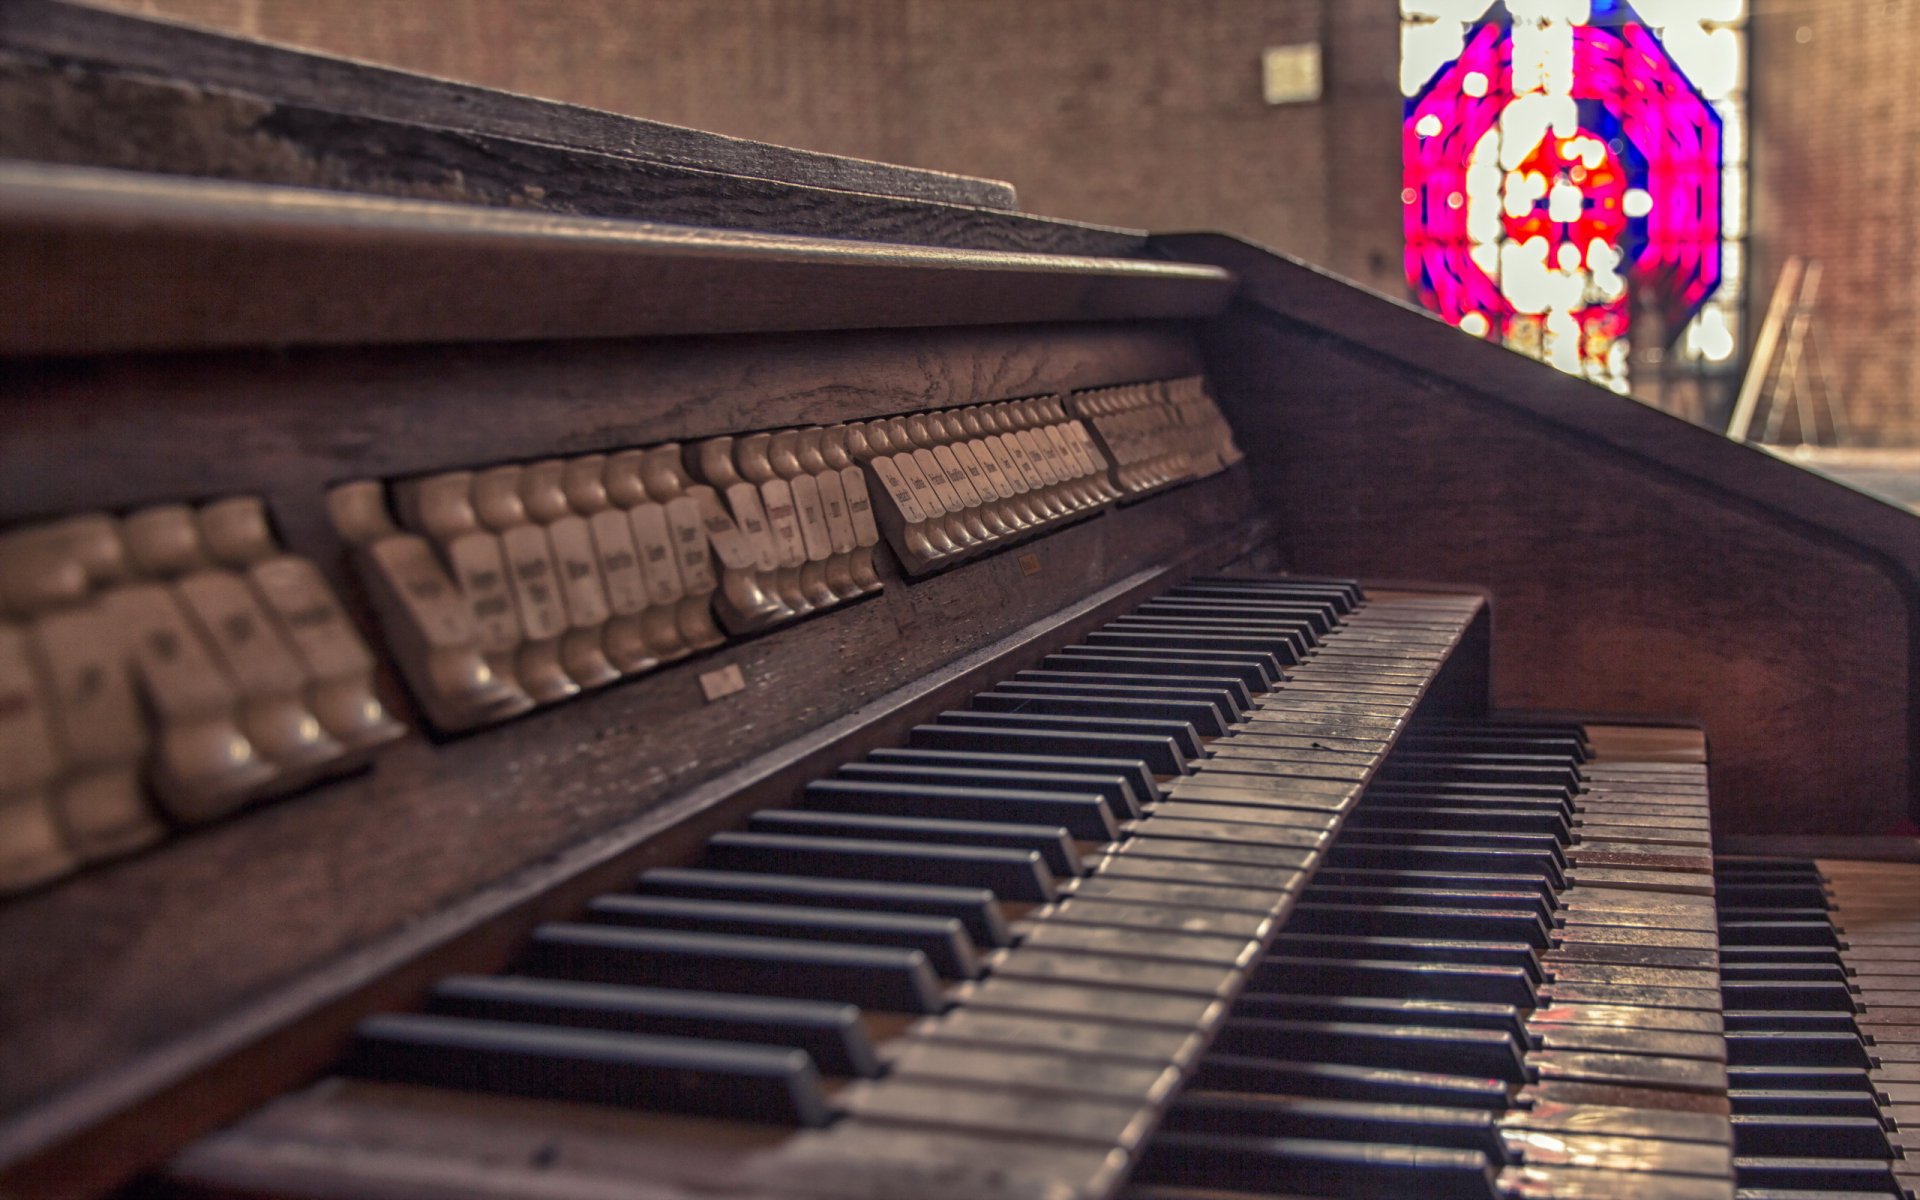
1;4;1918;1199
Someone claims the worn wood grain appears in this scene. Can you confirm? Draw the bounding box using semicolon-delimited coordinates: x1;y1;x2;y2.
1170;234;1920;836
0;488;1263;1199
0;0;1020;212
0;163;1226;357
0;52;1145;260
0;316;1237;1119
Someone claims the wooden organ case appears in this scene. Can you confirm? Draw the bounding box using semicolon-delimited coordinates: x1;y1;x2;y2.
2;5;1918;1199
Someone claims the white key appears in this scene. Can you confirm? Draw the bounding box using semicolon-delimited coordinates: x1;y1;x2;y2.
522;461;619;690
771;430;844;607
328;480;528;732
29;604;162;860
642;445;727;651
602;450;694;662
689;485;760;573
393;473;526;695
247;556;405;753
815;468;858;556
105;582;276;823
0;622;78;892
175;569;343;773
474;466;579;702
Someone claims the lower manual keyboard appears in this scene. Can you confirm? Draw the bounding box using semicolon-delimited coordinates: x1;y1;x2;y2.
1716;856;1917;1198
1126;722;1739;1200
162;579;1800;1200
166;575;1475;1198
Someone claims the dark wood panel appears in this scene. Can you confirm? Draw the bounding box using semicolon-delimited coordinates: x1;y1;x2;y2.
1172;235;1920;836
0;53;1145;259
0;319;1202;534
0;316;1239;1117
0;0;1020;211
0;479;1262;1198
0;164;1227;357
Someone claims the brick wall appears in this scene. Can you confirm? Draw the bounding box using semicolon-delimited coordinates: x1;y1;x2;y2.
92;0;1920;442
1750;0;1920;445
98;0;1350;268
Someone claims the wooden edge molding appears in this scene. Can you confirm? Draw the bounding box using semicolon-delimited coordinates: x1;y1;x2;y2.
0;519;1275;1200
0;163;1234;356
0;0;1021;212
1158;231;1920;828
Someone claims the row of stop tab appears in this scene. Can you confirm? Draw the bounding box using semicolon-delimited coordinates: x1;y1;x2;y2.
0;498;403;894
329;399;1128;736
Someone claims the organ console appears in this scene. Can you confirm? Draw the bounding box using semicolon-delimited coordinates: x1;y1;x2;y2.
2;4;1918;1198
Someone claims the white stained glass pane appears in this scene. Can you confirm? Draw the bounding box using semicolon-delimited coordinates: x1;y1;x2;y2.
1715;98;1745;166
1721;166;1746;237
1633;0;1744;26
1401;0;1497;20
1508;0;1590;22
1403;19;1469;96
1719;239;1743;291
1658;21;1741;101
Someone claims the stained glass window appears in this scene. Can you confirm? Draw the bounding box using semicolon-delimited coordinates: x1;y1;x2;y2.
1401;1;1747;393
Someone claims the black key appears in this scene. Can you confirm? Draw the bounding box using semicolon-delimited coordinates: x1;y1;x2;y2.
1107;616;1310;660
1726;1030;1875;1069
1395;732;1586;761
1716;884;1831;908
704;831;1058;903
972;690;1230;737
1253;956;1536;1007
1184;577;1363;612
1133;1131;1500;1199
1324;842;1567;888
1211;1017;1528;1081
585;892;982;979
1161;1092;1503;1157
1723;1010;1860;1035
1232;992;1528;1042
908;721;1188;777
1046;648;1276;691
865;748;1157;809
1014;668;1252;714
1190;1056;1509;1110
1285;902;1552;949
1336;827;1569;864
1099;621;1304;663
1720;961;1852;984
1374;757;1580;790
1720;1089;1886;1119
801;780;1116;842
1301;884;1555;925
1135;599;1333;637
427;975;882;1076
1414;719;1586;748
637;868;1011;948
933;710;1202;765
753;809;1082;880
1309;867;1557;906
1272;933;1543;981
1718;921;1842;947
1732;1156;1902;1193
991;680;1239;726
835;760;1140;822
1726;1065;1877;1093
523;923;947;1013
342;1013;833;1126
1083;629;1292;671
1732;1114;1895;1158
1719;945;1848;969
1372;780;1575;803
1346;804;1569;838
